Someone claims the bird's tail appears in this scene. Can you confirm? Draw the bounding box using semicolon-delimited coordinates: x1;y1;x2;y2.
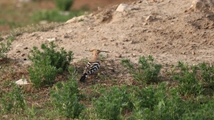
79;73;87;82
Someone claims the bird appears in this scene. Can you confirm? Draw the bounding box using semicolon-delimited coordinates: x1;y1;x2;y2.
79;49;108;82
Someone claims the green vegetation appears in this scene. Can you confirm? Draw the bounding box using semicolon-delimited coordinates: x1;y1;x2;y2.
122;55;162;84
0;39;12;59
28;42;73;87
174;62;203;96
1;46;214;119
31;9;85;23
0;1;88;33
51;66;85;119
0;83;26;114
93;85;134;120
55;0;74;11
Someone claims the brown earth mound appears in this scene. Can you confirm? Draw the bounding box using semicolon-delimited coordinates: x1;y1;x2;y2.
4;0;214;68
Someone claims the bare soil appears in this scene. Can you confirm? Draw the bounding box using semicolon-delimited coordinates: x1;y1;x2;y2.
6;0;214;66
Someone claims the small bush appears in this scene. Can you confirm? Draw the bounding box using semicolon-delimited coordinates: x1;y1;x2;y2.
51;66;85;119
182;99;214;119
0;38;12;59
174;62;203;96
55;0;73;11
132;83;186;120
122;55;162;84
29;42;73;71
0;83;26;113
93;85;134;120
28;42;73;87
199;63;214;87
28;57;59;88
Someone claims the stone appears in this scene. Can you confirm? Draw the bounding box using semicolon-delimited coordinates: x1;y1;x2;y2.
116;4;128;12
145;15;154;22
47;37;57;42
115;54;122;58
15;79;28;85
189;0;214;12
15;79;33;92
65;15;85;24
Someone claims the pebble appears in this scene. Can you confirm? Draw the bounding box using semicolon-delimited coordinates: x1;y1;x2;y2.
132;53;136;57
115;54;122;58
63;35;70;38
192;51;195;55
145;15;154;22
122;38;129;42
47;37;57;42
102;43;107;46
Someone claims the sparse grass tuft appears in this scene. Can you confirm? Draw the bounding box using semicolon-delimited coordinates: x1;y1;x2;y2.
122;55;162;84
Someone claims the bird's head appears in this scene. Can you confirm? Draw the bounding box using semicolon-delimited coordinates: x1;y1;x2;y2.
89;49;109;56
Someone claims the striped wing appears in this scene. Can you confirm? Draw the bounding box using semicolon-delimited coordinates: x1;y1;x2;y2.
84;62;100;75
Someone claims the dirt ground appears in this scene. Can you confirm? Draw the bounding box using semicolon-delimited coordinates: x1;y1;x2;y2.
3;0;214;73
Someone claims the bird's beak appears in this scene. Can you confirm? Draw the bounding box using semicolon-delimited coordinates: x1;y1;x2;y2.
100;50;109;53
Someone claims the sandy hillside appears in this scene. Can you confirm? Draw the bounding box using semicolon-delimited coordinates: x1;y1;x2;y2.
5;0;214;67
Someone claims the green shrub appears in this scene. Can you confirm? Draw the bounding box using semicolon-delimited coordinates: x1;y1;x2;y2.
199;63;214;87
0;38;12;59
132;83;186;120
55;0;73;11
122;55;162;84
28;42;73;87
182;99;214;119
174;62;203;96
51;66;85;119
93;85;134;120
29;42;73;71
28;57;59;88
0;83;26;113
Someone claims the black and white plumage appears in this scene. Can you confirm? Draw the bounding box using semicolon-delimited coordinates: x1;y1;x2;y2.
79;61;100;82
79;49;108;82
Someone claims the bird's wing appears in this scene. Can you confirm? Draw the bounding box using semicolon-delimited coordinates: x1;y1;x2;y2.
84;62;100;75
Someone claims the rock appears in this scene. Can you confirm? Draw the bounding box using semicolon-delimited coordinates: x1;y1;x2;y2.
116;4;128;12
65;15;85;24
145;15;154;22
115;53;122;58
47;37;57;42
116;3;139;12
2;115;8;119
192;51;195;55
15;79;28;85
102;43;107;46
15;79;33;92
189;0;214;12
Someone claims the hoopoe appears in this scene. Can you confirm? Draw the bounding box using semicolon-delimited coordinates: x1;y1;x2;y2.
79;49;108;82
